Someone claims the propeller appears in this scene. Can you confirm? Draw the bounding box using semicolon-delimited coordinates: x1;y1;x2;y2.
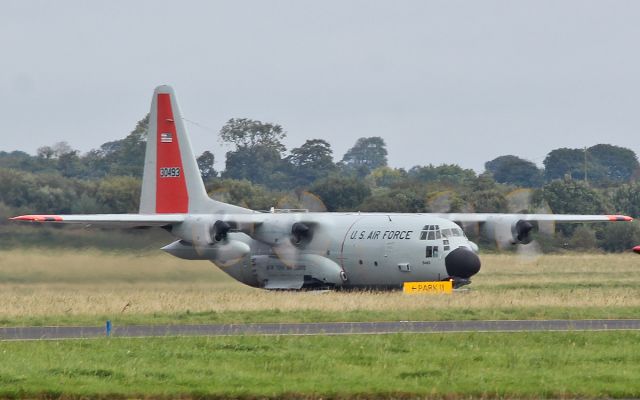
507;189;555;261
272;219;316;267
429;188;556;258
269;191;333;268
185;214;249;267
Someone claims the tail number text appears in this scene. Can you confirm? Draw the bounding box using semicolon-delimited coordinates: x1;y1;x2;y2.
160;167;181;178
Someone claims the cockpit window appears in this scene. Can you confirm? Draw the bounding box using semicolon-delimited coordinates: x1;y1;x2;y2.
420;224;442;241
451;228;462;237
441;228;451;237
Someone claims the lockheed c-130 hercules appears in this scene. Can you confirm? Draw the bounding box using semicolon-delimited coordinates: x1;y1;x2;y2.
12;86;633;290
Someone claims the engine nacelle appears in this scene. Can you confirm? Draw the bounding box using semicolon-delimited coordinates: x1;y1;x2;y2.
172;216;234;246
162;239;250;265
211;220;231;242
291;222;313;246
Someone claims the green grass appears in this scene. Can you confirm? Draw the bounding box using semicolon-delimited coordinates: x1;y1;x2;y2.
2;306;640;329
1;332;639;398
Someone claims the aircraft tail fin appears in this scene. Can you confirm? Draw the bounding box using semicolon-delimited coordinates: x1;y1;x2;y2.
140;85;251;215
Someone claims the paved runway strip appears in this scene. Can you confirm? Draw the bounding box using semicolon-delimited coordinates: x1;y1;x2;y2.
2;319;640;340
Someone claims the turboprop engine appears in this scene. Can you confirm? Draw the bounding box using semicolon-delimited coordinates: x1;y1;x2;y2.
484;216;536;247
165;216;250;265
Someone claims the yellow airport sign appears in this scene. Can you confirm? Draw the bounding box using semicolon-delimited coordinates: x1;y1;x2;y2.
403;280;453;294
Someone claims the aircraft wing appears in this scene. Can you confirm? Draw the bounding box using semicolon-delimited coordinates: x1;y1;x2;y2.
10;214;186;228
432;213;632;223
431;213;632;246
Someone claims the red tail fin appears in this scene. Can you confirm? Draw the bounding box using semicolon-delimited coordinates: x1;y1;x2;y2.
139;85;254;215
155;93;188;213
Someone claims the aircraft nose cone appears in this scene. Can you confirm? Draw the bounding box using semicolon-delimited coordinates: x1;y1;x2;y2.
445;247;481;279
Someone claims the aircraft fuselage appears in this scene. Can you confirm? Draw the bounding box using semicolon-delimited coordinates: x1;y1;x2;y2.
165;212;481;290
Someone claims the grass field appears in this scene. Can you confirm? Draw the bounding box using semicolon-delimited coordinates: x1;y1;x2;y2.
0;249;639;326
2;249;640;398
1;332;640;398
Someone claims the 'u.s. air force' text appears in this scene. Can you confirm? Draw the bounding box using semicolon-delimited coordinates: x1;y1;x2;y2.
349;230;413;240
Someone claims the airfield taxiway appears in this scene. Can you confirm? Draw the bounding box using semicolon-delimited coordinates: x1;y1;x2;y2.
2;319;640;340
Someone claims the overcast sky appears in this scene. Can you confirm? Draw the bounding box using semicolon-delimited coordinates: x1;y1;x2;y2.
1;0;639;172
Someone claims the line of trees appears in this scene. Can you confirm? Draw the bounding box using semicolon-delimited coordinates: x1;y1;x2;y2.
1;115;640;251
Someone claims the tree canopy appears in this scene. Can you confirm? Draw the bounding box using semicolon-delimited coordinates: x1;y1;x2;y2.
1;112;639;254
285;139;336;187
543;144;639;185
341;137;388;177
485;155;543;187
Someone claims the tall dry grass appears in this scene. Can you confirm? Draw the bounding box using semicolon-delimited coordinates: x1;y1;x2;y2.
0;250;640;318
0;249;639;318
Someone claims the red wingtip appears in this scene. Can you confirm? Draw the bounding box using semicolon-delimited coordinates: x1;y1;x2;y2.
10;215;63;222
607;215;634;222
633;246;640;255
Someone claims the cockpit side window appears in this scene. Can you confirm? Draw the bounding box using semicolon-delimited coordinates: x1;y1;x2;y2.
425;245;439;258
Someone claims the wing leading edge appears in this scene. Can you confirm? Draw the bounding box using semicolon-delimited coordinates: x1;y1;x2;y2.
10;214;186;228
432;213;633;223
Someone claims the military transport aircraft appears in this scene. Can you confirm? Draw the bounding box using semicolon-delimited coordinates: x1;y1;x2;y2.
11;86;633;289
